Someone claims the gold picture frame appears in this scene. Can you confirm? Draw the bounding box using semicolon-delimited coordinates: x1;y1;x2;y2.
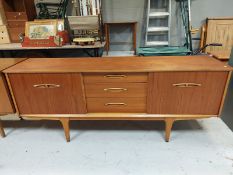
25;21;58;40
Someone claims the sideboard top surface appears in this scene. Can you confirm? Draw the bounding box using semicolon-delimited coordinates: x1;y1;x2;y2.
3;56;232;73
0;58;27;72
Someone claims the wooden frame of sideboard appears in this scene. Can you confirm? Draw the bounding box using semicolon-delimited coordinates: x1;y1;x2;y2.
2;56;232;142
0;56;230;143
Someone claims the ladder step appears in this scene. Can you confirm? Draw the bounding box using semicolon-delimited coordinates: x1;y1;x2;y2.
148;27;169;32
149;12;170;17
146;41;169;46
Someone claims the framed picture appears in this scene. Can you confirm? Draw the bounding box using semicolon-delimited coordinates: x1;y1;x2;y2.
25;21;58;39
34;19;64;31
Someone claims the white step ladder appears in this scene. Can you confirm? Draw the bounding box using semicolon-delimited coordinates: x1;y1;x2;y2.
145;0;171;46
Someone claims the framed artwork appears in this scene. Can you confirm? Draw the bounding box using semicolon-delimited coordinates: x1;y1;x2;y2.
34;19;64;31
25;21;58;39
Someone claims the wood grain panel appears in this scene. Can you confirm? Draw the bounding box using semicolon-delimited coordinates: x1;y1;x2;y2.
87;98;146;113
0;58;26;71
8;20;26;28
206;19;233;54
147;72;228;115
8;73;87;114
5;12;27;20
0;74;14;114
8;27;25;43
85;83;147;98
4;56;232;73
83;73;148;83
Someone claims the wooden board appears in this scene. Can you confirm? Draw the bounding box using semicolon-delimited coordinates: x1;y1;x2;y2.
0;58;26;71
205;19;233;59
4;56;232;73
0;25;10;44
0;7;6;25
147;72;229;115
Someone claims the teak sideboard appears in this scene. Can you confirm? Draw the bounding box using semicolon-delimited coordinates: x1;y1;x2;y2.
3;56;232;142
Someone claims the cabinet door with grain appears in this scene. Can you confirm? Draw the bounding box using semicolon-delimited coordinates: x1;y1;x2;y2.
147;72;229;115
8;73;87;114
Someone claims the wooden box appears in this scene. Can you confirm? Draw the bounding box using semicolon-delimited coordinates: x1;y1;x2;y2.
0;25;10;44
0;7;6;25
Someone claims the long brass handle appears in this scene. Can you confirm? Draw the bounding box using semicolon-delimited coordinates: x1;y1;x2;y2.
173;83;202;88
104;75;127;79
104;88;128;92
105;103;127;106
33;84;61;89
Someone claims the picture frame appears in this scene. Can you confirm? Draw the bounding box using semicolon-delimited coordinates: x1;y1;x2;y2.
34;19;65;31
25;21;58;40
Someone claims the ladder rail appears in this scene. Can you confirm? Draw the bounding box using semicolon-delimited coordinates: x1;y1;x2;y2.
145;0;151;44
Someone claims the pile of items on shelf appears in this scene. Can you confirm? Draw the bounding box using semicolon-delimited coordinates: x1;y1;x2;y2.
0;0;103;47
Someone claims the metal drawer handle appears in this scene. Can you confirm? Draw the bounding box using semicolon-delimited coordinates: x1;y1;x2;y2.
33;84;61;89
104;88;128;92
105;103;127;106
104;75;127;79
173;83;202;88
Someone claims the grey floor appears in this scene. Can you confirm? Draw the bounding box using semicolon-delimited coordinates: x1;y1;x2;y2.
0;117;233;175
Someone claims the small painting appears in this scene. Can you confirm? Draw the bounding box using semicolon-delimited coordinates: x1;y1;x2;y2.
25;21;57;40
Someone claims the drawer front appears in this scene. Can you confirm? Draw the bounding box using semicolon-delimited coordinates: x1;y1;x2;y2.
5;12;27;21
0;75;14;114
8;73;87;114
83;73;148;83
8;21;26;28
85;83;147;98
147;72;229;115
8;27;25;43
87;98;146;113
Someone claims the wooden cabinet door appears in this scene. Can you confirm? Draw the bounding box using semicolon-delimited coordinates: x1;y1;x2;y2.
206;19;233;53
0;74;14;114
8;73;87;114
147;72;229;115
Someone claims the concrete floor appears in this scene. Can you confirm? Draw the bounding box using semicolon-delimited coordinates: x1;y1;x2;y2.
0;117;233;175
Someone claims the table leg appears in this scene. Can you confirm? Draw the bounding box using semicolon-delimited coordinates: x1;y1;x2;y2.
60;118;70;142
132;23;137;55
0;120;6;138
105;24;110;55
165;118;175;142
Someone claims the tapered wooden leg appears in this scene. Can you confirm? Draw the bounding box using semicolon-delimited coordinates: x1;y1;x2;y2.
0;120;6;138
60;118;70;142
165;118;175;142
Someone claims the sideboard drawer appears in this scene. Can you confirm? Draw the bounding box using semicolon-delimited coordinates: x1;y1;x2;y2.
87;98;146;113
8;73;87;114
85;83;147;98
83;73;148;83
147;72;229;115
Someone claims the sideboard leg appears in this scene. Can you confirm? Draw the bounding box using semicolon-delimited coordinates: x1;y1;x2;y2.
165;118;175;142
60;118;70;142
0;120;6;138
